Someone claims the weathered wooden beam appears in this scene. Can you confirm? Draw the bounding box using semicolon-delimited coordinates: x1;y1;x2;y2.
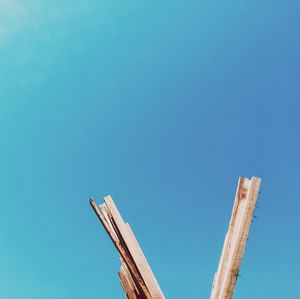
90;196;165;299
210;177;261;299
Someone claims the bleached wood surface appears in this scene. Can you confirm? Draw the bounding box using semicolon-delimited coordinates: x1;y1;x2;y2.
90;176;261;299
90;196;165;299
210;177;261;299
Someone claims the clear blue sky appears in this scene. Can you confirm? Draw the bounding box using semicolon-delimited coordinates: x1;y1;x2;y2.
1;1;299;298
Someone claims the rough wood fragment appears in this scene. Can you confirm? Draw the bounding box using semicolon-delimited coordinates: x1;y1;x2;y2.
90;196;165;299
119;262;138;299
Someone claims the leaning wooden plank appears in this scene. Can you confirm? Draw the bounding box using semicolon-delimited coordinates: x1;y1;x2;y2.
104;196;165;299
210;177;261;299
90;196;165;299
102;196;151;298
90;198;150;298
124;223;165;299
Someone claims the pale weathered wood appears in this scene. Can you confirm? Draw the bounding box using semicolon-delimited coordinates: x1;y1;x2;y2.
120;259;141;297
102;196;152;298
124;223;165;299
210;177;261;299
90;177;261;299
119;262;138;299
90;196;165;299
90;198;150;298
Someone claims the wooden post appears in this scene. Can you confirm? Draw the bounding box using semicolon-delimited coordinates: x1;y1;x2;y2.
90;196;165;299
90;177;261;299
210;177;261;299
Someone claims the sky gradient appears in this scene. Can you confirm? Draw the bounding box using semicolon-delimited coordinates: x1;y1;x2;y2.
1;1;300;298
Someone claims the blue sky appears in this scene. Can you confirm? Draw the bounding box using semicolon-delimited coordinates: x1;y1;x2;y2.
0;1;300;298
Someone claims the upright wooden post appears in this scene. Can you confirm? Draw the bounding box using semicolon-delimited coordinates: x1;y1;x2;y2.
210;177;261;299
90;196;165;299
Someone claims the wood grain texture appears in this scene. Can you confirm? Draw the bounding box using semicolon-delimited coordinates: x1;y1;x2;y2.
210;177;261;299
90;176;261;299
90;196;165;299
